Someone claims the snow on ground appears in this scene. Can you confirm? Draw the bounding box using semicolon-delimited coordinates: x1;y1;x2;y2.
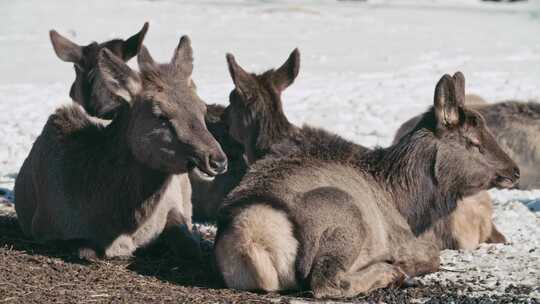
0;0;539;299
422;189;540;299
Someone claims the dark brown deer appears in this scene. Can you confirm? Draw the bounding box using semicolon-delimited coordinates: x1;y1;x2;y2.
475;100;540;189
394;97;540;248
215;69;519;298
395;97;540;189
190;104;247;222
190;49;307;222
190;50;310;221
50;23;148;118
220;50;498;250
14;37;227;259
49;24;238;223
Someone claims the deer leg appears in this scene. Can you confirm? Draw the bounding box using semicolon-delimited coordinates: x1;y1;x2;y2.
162;209;201;261
486;224;507;244
338;262;407;298
308;226;405;299
311;255;406;299
393;238;440;278
104;234;136;259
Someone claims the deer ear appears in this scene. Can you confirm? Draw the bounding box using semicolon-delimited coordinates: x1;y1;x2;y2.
434;74;460;128
137;45;159;75
98;49;142;103
122;22;149;61
226;53;257;104
171;35;194;77
50;30;83;63
273;48;300;92
452;71;466;108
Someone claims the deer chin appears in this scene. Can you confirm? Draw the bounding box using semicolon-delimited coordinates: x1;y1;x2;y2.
492;176;518;190
187;160;216;182
190;166;216;182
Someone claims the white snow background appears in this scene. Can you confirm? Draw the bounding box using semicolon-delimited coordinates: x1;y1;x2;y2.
0;0;539;299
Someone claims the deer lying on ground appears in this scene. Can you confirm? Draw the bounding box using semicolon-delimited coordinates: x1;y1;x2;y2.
218;49;505;250
472;100;540;189
190;104;247;222
14;37;227;259
396;96;540;189
50;24;236;222
50;23;149;119
215;63;519;297
191;50;320;222
394;96;539;248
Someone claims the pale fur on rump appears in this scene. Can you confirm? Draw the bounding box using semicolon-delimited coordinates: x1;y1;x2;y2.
216;204;298;291
216;71;519;297
450;191;496;250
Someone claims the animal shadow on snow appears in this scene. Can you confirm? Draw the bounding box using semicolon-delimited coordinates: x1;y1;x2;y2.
0;187;14;202
516;197;540;212
0;211;221;289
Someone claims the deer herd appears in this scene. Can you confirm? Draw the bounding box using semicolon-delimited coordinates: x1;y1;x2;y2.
12;23;538;298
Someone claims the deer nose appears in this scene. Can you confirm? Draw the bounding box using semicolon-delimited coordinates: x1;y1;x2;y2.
209;155;228;175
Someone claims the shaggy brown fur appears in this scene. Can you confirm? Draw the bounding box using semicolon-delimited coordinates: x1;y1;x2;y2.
190;104;248;222
49;24;235;223
224;49;303;163
215;70;519;298
196;50;367;222
14;37;226;259
221;50;496;250
223;49;369;162
478;100;540;189
395;98;539;188
50;23;148;118
393;97;540;248
190;49;311;222
449;191;505;249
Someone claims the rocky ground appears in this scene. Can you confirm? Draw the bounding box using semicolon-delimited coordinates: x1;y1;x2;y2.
0;202;537;304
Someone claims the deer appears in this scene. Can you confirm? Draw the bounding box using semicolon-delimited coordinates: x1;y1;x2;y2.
215;64;519;298
395;96;540;189
49;23;149;119
190;104;247;222
218;49;504;250
14;36;227;260
473;100;540;190
49;24;243;223
394;96;540;248
189;48;305;222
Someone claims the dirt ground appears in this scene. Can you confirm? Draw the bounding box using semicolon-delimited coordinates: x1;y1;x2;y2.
0;204;537;304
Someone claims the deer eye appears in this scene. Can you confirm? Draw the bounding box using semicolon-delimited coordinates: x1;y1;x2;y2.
466;136;484;153
156;113;168;122
468;136;480;146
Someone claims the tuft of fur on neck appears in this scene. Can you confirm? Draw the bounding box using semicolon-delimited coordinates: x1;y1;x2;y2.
50;104;172;227
248;73;299;160
363;124;460;239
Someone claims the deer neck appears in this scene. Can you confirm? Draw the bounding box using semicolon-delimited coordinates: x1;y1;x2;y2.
367;132;460;236
248;113;298;163
68;105;171;205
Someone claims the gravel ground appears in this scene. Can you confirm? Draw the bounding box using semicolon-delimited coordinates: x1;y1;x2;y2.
0;203;537;304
